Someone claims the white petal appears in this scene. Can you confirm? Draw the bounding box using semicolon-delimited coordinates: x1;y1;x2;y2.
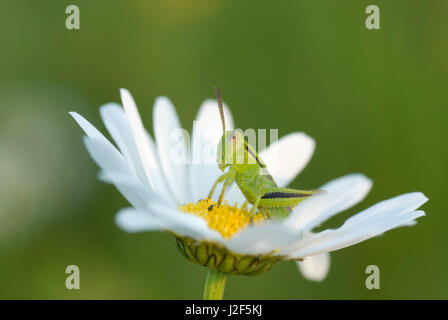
115;208;162;233
283;192;428;258
343;192;427;228
99;172;163;212
153;96;192;204
190;99;234;201
100;103;149;187
82;136;130;177
70;111;113;143
223;184;247;207
70;111;127;175
147;202;224;242
286;174;372;233
71;111;162;211
120;89;174;200
297;252;330;282
292;210;425;257
100;101;172;199
319;174;372;214
259;132;315;187
224;221;299;255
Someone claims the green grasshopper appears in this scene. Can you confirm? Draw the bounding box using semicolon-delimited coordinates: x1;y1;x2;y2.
207;88;322;219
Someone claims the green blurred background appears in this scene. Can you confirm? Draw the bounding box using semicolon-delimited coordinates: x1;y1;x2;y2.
0;0;446;299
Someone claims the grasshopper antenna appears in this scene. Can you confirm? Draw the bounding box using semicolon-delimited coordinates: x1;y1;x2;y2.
214;87;226;133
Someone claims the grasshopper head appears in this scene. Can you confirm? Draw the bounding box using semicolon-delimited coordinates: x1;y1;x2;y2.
213;87;246;171
217;130;246;171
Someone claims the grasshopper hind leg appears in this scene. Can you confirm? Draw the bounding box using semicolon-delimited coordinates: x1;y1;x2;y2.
258;187;322;219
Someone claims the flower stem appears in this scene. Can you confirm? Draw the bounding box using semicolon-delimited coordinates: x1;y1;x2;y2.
203;268;227;300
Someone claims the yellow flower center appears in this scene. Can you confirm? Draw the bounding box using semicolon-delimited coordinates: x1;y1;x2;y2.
178;199;265;238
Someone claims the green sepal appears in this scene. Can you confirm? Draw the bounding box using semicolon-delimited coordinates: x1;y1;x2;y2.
176;237;283;276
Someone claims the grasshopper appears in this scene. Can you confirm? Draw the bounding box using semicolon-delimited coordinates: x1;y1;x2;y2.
208;88;322;219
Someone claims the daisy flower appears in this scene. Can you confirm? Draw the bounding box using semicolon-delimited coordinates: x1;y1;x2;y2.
70;89;427;299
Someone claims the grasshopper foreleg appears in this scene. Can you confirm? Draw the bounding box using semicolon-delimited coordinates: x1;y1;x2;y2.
217;170;236;206
207;172;230;200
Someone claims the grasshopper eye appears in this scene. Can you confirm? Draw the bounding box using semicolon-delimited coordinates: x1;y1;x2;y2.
227;133;241;149
224;131;236;144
